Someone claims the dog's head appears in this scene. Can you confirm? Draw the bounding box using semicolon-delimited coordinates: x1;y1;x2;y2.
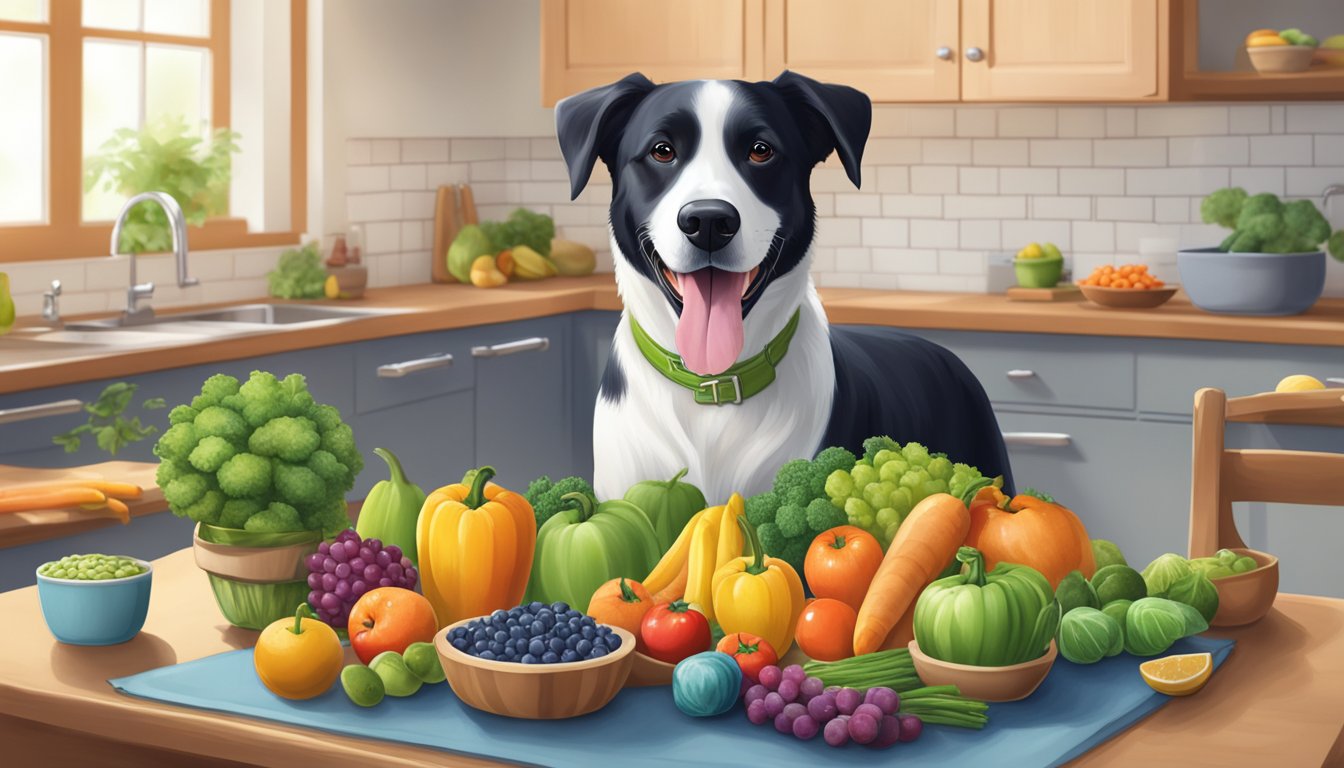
556;72;871;375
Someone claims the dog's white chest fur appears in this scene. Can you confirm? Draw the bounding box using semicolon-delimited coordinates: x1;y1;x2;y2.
593;247;835;502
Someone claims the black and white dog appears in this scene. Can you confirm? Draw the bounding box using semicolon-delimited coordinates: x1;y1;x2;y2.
556;71;1012;502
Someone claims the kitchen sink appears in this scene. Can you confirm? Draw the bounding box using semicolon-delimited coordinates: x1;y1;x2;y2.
68;303;393;330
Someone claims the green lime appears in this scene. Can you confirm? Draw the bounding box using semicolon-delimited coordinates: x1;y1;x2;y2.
340;664;385;707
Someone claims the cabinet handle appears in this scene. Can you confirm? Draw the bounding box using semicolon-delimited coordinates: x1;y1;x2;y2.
0;398;85;426
935;46;953;60
1002;432;1072;447
965;46;985;62
1006;369;1036;379
377;353;454;378
1327;378;1344;388
471;336;550;358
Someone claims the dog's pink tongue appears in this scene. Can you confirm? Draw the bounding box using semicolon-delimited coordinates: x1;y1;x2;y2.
675;268;747;376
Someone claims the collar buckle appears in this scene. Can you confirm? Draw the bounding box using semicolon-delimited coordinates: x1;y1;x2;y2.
697;374;742;405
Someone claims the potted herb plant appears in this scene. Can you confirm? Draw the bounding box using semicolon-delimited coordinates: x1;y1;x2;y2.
1179;188;1344;316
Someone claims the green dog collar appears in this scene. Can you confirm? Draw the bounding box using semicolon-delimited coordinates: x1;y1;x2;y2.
628;309;801;405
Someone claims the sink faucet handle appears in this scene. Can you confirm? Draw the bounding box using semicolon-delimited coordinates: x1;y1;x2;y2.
42;280;62;324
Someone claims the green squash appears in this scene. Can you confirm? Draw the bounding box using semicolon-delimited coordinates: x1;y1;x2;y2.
914;546;1060;667
526;491;661;613
355;448;426;565
673;651;742;717
622;467;707;553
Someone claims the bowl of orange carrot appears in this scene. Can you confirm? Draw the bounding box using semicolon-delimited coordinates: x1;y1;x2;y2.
1077;264;1178;309
0;479;141;523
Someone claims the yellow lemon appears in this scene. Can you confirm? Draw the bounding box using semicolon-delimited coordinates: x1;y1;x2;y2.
1017;242;1044;260
1245;28;1279;44
1275;374;1325;392
324;274;341;300
254;605;344;700
1247;33;1288;47
1140;652;1213;696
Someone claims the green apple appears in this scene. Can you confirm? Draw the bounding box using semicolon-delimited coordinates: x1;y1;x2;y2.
340;664;385;707
1322;34;1344;50
403;642;446;684
1042;242;1063;261
369;651;423;697
0;273;15;335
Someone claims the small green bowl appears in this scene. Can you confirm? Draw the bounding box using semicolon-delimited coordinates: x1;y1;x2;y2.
1014;257;1064;288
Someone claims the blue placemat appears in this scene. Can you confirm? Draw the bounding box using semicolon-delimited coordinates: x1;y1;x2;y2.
111;636;1234;768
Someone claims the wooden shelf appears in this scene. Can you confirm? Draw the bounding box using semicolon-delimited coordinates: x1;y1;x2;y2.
1177;67;1344;100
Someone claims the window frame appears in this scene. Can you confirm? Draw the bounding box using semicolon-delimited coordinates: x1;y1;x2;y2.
0;0;307;262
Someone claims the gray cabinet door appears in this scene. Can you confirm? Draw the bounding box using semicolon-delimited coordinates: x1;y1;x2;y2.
569;311;621;482
352;389;476;501
471;316;573;490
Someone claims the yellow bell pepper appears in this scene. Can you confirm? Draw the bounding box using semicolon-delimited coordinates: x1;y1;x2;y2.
682;493;745;623
712;515;806;655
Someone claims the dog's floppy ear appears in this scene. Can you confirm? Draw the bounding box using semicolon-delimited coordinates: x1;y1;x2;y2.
554;73;656;200
772;70;871;189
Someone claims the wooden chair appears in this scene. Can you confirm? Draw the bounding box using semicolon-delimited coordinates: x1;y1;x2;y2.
1189;386;1344;624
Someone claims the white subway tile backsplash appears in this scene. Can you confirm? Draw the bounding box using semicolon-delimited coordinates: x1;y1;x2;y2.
835;194;882;217
909;219;958;248
389;164;428;190
347;165;390;193
369;140;400;164
922;139;973;165
1285;105;1344;134
1230;167;1285;196
910;166;958;194
364;222;401;255
401;139;450;163
1169;136;1248;167
504;138;532;160
425;163;471;187
402;191;436;220
1096;196;1154;222
1031;196;1091;220
958;220;1001;250
400;221;426;251
874;166;909;194
1002;219;1070;250
1093;138;1166;167
1057;109;1106;138
958;167;998;193
938;250;988;275
1029;139;1091;167
1136;106;1228;137
530;138;562;160
1125;167;1228;196
531;160;570;181
1105;108;1137;137
346;140;373;166
1286;167;1344;197
997;108;1057;138
451;138;506;162
1228;106;1270;135
1153;197;1192;224
906;108;956;137
1250;135;1313;166
1072;221;1115;252
871;248;939;274
955;108;996;138
865;138;922;164
999;168;1058;195
815;218;862;247
972;139;1029;166
882;194;942;218
347;192;403;223
1316;135;1344;166
1059;168;1125;196
835;247;871;273
861;218;909;247
943;195;1026;220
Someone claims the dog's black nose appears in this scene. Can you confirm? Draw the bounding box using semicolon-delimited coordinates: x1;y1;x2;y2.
677;199;740;253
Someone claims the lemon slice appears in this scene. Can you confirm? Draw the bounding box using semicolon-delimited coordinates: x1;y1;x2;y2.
1140;652;1213;696
1275;374;1324;392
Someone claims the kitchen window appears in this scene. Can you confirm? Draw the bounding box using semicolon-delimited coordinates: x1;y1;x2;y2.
0;0;307;262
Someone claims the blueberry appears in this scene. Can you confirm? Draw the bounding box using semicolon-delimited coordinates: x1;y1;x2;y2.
494;630;508;643
491;609;508;623
449;627;465;640
581;626;596;640
474;639;488;652
505;647;518;660
473;629;487;642
531;620;546;636
506;617;518;627
521;653;538;664
542;651;559;664
529;601;545;613
451;638;468;651
529;638;546;656
518;612;534;625
490;641;505;655
596;626;611;636
576;639;592;656
479;650;496;661
561;649;579;663
591;647;608;658
555;624;571;639
565;634;580;650
607;634;622;650
551;601;569;613
594;639;608;652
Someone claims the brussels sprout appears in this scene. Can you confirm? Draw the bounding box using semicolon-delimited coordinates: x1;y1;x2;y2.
1091;564;1147;605
1101;598;1132;642
1091;539;1128;570
1232;556;1258;573
1055;570;1100;614
1166;571;1220;623
1057;607;1123;665
1141;553;1193;597
1124;597;1207;657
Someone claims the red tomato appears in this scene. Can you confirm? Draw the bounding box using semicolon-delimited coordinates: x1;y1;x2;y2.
640;600;711;664
804;525;884;611
715;632;779;682
795;597;857;662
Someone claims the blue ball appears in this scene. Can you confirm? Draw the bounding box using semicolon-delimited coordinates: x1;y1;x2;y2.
529;601;546;613
565;633;580;650
548;637;566;653
608;634;622;650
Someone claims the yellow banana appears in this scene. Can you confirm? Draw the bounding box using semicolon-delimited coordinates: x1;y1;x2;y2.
714;493;745;566
683;504;725;621
511;245;559;280
644;506;708;594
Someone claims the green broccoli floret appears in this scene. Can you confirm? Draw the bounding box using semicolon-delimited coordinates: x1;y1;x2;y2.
862;435;900;465
188;435;236;473
248;416;320;462
267;243;327;299
523;475;596;526
274;462;325;507
479;208;556;257
216;452;271;498
1229;193;1286;253
1281;199;1331;250
1330;230;1344;262
303;498;353;537
318;423;362;476
308;403;344;433
806;496;847;533
812;446;857;478
756;522;785;555
1200;187;1247;229
773;459;825;507
236;371;289;427
775;503;807;538
163;473;209;511
182;489;224;524
307;449;349;486
168;405;198;425
219;499;262;529
194;405;248;444
744;491;778;527
780;538;810;573
244;502;303;533
196;374;241;409
824;469;854;502
154;422;198;463
156;458;188;490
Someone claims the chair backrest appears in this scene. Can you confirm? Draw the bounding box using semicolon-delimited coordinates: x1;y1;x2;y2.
1188;387;1344;558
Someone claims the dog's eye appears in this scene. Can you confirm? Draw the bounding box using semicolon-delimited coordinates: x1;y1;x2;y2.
650;141;676;163
748;141;774;163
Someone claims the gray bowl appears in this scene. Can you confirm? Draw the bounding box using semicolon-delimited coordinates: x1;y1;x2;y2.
1176;248;1325;316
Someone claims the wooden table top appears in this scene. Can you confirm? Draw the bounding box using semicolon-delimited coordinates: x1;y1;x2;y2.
1;548;1340;767
3;276;1341;395
0;461;165;549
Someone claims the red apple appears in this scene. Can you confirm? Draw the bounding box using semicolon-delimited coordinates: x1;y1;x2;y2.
348;587;438;665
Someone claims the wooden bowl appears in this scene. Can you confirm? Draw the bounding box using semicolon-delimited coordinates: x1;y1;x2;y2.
908;639;1056;702
625;651;676;687
1248;45;1316;73
434;618;636;719
1079;284;1179;309
1208;548;1279;627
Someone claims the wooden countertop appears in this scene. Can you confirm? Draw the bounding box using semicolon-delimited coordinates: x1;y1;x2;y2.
1;547;1340;767
2;276;1341;396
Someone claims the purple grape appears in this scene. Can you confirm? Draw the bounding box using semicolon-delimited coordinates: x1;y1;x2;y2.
773;712;795;735
762;692;786;718
757;665;782;691
385;545;401;560
306;553;324;571
782;702;806;720
351;579;368;598
869;715;902;749
746;699;769;725
835;688;861;715
824;685;842;694
359;547;374;562
320;591;341;611
317;542;330;555
375;550;392;568
322;558;337;573
319;573;335;591
807;693;837;723
379;577;392;587
405;566;418;586
342;539;359;557
777;678;799;702
307;589;321;607
334;580;351;599
349;557;366;573
823;717;851;747
362;564;380;582
387;563;404;580
865;686;900;715
307;573;322;589
401;557;414;570
897;715;923;743
792;714;819;740
329;544;348;563
781;664;806;684
800;676;825;699
334;562;351;579
848;713;879;745
853;703;883;723
744;684;768;707
366;537;382;550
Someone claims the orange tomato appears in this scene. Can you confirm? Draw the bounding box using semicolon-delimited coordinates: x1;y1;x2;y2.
588;577;654;652
795;598;857;662
804;525;884;611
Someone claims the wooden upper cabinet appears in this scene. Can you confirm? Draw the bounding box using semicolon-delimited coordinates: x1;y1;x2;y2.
763;0;960;101
540;0;765;106
960;0;1161;100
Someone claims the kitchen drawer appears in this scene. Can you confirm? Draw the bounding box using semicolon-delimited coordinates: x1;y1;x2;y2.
916;330;1136;411
351;389;476;499
354;331;475;416
1136;339;1344;417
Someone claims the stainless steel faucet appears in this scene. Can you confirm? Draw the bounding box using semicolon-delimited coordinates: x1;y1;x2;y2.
41;279;61;325
110;191;198;323
1324;184;1344;213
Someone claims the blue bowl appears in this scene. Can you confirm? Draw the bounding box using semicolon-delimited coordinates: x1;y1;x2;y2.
1177;248;1325;316
36;559;153;645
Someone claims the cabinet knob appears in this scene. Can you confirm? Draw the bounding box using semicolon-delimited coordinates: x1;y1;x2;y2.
935;46;953;60
1005;369;1036;379
965;46;985;62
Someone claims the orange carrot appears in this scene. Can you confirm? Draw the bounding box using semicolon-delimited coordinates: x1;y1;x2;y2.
80;497;132;524
852;478;991;656
0;481;142;499
0;488;107;514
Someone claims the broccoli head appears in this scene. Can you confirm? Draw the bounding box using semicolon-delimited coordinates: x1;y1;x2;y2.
773;459;825;507
1200;187;1247;229
775;503;807;538
523;475;596;526
805;496;847;533
1330;230;1344;262
480;208;556;257
744;491;778;527
812;445;857;478
153;370;360;534
756;521;785;556
1281;199;1331;250
861;435;900;465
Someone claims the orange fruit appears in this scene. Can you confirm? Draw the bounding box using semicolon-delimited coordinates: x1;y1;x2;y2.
348;587;439;665
1245;28;1280;44
1140;652;1213;696
1248;33;1288;47
795;598;857;662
